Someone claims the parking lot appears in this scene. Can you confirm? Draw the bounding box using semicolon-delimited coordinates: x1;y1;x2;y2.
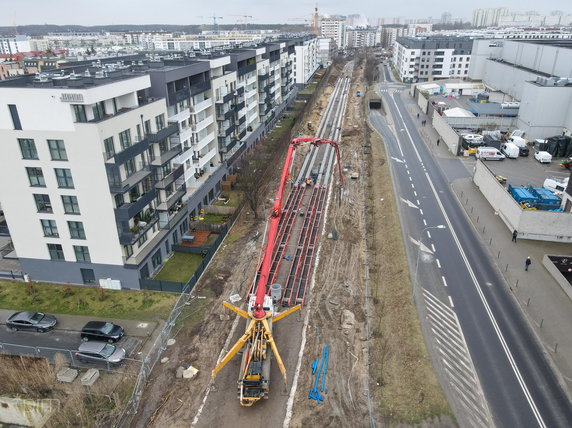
471;148;570;190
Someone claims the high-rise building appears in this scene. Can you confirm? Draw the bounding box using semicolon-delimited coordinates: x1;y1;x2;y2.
472;8;510;27
0;36;31;55
320;16;347;48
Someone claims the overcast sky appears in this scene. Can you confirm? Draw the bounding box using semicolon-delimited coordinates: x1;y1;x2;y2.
1;0;571;26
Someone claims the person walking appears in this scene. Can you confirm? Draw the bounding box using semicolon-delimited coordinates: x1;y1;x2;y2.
437;138;440;146
525;256;532;271
512;230;518;243
417;113;420;119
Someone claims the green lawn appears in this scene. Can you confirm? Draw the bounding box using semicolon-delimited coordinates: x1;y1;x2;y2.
0;281;178;320
213;190;243;207
202;213;227;224
154;251;203;283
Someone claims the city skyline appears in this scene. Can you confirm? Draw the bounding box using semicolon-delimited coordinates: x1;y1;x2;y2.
1;1;572;27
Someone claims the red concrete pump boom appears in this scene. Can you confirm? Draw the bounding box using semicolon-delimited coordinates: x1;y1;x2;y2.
252;138;343;319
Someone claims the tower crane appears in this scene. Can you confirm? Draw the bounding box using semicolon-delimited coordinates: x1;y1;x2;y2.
212;137;343;406
229;14;253;30
197;14;223;31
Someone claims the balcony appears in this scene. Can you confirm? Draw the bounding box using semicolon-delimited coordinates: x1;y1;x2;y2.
216;91;234;104
236;86;245;96
156;185;186;211
108;166;152;194
195;131;215;151
235;114;246;126
194;115;214;133
246;74;257;85
199;147;217;169
238;63;256;77
179;125;193;142
146;124;178;143
155;163;184;189
168;107;191;124
106;136;149;165
258;73;268;82
118;215;159;246
151;141;182;166
193;97;212;113
190;80;211;96
168;88;191;105
238;128;247;140
218;123;235;137
234;100;245;111
216;108;234;121
115;188;157;221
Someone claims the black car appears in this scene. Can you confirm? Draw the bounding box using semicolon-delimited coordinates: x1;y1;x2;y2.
81;321;124;343
6;311;57;332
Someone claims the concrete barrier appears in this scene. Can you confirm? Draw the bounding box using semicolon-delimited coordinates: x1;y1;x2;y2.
433;112;462;155
0;396;58;427
543;255;572;301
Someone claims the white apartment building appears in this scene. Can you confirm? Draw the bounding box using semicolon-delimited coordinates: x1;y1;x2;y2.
320;16;347;48
0;68;189;288
472;8;510;27
498;12;572;27
393;36;474;82
294;37;319;85
317;37;335;66
0;36;31;55
346;28;377;48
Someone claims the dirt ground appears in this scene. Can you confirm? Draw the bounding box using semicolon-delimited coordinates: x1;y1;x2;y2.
129;60;453;428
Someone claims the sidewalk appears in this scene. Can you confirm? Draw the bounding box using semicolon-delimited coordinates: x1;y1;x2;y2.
409;97;572;397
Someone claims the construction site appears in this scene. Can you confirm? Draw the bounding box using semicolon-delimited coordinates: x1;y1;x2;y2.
129;57;452;428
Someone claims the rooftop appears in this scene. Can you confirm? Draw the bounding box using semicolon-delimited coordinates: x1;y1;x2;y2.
517;39;572;49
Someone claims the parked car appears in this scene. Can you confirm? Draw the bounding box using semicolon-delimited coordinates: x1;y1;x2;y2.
6;311;57;332
535;151;552;164
81;321;124;343
507;136;529;156
476;147;506;161
75;341;126;365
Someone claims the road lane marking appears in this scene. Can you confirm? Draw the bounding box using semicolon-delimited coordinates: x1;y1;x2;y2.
442;276;448;287
431;243;436;252
449;296;455;308
436;258;441;268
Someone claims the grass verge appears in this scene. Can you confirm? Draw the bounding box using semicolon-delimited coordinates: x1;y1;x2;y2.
154;252;204;283
366;112;452;422
0;281;178;320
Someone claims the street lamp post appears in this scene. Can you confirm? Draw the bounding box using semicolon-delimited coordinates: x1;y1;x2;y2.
412;225;446;303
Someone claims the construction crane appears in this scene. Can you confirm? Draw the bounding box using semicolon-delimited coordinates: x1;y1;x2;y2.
197;14;223;31
212;137;343;406
229;14;253;31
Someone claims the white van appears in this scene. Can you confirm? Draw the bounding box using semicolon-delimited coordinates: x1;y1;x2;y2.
534;151;552;164
501;142;520;159
543;177;568;196
476;147;506;161
508;136;529;156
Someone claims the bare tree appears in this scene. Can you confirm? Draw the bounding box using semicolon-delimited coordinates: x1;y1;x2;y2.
235;156;266;219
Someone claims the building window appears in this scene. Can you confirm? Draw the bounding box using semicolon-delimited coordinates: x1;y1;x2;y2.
137;232;147;248
119;129;131;150
41;219;59;237
103;136;115;159
92;101;106;120
140;264;150;279
55;168;74;188
19;138;38;159
80;268;96;284
61;195;80;214
74;245;91;262
27;167;45;187
144;119;151;135
124;245;133;259
48;243;65;260
8;104;22;130
114;193;124;208
68;221;86;239
124;158;136;177
48;139;68;161
155;114;165;131
34;194;52;213
73;105;87;123
151;249;162;269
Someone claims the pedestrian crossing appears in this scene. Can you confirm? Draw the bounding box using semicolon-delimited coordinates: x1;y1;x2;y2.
422;289;493;428
379;88;403;93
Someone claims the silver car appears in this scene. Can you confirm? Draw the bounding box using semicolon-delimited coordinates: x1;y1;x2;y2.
75;341;126;365
6;311;57;332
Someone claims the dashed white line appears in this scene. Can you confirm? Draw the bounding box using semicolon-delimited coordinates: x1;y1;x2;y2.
413;190;417;197
420;209;424;215
442;276;448;287
431;243;436;252
449;296;455;308
427;231;431;238
411;184;415;189
423;218;427;226
416;199;420;205
409;176;412;181
436;258;441;268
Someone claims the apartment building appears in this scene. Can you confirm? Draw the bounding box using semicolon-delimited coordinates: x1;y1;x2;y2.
317;37;335;66
0;36;31;55
472;8;510;27
320;16;347;48
293;37;319;86
0;36;306;289
0;66;189;288
346;28;377;48
393;36;474;83
380;25;406;49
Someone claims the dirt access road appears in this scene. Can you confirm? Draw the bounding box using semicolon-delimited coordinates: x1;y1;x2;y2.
130;59;451;428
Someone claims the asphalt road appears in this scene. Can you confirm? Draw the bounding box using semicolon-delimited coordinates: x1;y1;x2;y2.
0;324;141;369
370;66;572;427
